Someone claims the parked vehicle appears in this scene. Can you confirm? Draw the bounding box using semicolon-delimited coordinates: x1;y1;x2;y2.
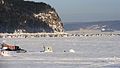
0;43;27;56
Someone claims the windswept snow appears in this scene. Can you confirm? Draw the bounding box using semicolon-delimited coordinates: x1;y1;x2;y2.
0;36;120;68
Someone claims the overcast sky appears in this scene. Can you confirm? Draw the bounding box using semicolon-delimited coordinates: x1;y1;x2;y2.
27;0;120;22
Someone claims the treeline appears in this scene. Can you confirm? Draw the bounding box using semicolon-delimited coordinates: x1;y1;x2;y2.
0;0;63;33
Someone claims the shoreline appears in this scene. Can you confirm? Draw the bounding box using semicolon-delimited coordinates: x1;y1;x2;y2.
0;32;120;38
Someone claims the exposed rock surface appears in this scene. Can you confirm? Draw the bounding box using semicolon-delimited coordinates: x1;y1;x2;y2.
0;0;64;33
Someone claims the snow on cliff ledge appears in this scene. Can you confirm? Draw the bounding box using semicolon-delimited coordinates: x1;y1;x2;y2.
0;0;64;33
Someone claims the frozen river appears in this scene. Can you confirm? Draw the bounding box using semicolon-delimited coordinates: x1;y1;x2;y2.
0;36;120;68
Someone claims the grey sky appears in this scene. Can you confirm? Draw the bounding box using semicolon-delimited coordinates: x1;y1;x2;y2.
27;0;120;22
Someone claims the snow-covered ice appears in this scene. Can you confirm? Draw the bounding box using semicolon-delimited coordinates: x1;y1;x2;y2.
0;36;120;68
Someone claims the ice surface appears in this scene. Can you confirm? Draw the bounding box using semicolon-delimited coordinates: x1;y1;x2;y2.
0;36;120;68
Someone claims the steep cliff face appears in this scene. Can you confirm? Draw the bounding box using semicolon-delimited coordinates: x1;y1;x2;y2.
0;0;64;33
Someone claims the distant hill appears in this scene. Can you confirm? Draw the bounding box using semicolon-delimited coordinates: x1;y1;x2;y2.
64;20;120;31
0;0;64;33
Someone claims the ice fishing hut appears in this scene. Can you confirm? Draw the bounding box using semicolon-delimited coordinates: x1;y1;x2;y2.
43;46;53;52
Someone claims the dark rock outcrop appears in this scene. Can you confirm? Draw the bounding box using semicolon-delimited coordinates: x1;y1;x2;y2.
0;0;64;33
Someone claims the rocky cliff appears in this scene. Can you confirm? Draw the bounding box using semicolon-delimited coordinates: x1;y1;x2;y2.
0;0;64;33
